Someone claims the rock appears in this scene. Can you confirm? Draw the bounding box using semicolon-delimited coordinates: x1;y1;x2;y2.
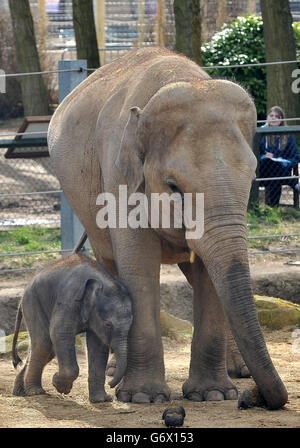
160;279;193;323
0;331;29;355
254;295;300;330
0;331;86;356
253;272;300;305
0;288;24;335
160;310;193;341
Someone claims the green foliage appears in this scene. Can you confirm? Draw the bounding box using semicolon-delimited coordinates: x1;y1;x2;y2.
247;204;300;225
0;227;61;269
246;205;300;248
294;22;300;57
201;16;300;120
0;227;60;253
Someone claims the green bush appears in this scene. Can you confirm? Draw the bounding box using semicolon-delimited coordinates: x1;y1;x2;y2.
201;15;300;120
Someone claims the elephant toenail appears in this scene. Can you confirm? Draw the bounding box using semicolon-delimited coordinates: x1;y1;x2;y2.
226;389;238;400
240;366;251;378
154;394;168;403
132;392;151;403
116;390;131;402
205;390;224;401
186;392;202;402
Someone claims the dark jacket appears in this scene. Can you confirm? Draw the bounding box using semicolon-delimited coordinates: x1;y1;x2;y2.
259;132;300;178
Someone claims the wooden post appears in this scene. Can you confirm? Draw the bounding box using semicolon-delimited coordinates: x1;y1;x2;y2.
248;132;260;209
95;0;105;65
201;0;208;43
247;0;257;14
216;0;227;31
37;0;47;71
156;0;166;47
138;0;145;47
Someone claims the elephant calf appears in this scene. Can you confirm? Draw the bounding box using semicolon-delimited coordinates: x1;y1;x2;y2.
12;254;133;403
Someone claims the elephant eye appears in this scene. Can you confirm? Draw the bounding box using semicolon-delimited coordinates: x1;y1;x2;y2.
104;321;113;331
167;180;183;196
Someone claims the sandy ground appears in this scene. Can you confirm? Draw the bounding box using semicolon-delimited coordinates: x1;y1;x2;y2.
0;326;299;429
0;254;300;428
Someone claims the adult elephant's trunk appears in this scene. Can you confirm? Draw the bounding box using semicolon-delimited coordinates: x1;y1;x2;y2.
188;219;288;410
108;335;128;388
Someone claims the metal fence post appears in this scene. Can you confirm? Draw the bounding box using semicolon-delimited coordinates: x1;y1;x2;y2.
58;60;90;254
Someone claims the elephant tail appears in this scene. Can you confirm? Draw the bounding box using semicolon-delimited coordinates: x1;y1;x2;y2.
12;304;23;369
73;230;88;254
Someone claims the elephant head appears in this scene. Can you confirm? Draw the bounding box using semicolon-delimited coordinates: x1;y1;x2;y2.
115;80;288;409
81;276;133;388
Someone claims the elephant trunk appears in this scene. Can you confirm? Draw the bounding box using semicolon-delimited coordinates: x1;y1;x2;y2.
188;222;288;410
108;334;128;388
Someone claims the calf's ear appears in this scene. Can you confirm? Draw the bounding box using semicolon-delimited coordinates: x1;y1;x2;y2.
80;279;103;324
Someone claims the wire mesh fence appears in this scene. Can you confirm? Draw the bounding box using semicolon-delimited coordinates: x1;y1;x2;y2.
0;149;61;229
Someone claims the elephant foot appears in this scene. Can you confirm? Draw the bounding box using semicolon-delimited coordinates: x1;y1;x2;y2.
52;373;73;395
116;377;171;403
238;386;267;410
226;338;250;378
89;391;113;403
227;358;250;379
183;377;238;402
24;385;46;396
12;382;25;397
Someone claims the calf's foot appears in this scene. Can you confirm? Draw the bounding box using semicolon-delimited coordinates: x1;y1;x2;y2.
52;372;74;395
89;390;113;403
24;385;46;396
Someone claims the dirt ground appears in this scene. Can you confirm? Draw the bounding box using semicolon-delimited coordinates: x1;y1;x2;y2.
1;254;300;430
0;326;299;428
0;253;300;428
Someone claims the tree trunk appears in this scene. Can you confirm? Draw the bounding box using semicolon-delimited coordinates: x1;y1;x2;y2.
174;0;202;65
260;0;300;123
216;0;227;31
8;0;49;116
72;0;100;70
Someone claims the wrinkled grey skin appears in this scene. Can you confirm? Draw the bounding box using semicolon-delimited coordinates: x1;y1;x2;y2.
12;254;133;403
48;47;288;409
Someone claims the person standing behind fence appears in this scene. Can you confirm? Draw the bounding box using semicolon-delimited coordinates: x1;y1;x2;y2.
259;106;300;206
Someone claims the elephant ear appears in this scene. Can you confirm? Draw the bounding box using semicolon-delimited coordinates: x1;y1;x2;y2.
80;279;103;324
115;106;144;195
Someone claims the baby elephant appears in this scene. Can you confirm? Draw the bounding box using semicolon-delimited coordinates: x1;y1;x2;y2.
12;254;133;403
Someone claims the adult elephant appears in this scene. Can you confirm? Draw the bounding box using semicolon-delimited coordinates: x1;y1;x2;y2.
48;47;287;409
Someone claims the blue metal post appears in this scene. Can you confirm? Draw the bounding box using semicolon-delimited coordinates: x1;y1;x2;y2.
58;60;90;254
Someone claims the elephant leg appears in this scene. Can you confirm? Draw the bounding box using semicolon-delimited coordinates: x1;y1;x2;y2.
13;358;28;396
179;258;238;402
226;322;250;378
111;228;170;403
24;344;54;396
50;329;79;395
86;330;111;403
